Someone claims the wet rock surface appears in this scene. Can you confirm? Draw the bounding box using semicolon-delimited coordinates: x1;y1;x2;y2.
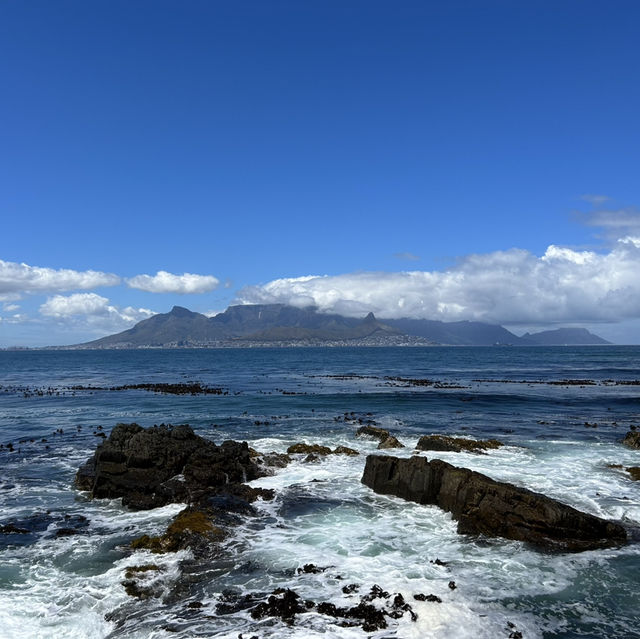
416;434;503;453
362;454;627;551
623;430;640;449
75;423;261;510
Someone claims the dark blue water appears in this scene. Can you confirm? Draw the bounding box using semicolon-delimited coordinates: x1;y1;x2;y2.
0;347;639;638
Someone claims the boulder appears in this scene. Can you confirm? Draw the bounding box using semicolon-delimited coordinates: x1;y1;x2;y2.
623;430;640;449
75;423;261;509
361;455;626;551
416;435;503;453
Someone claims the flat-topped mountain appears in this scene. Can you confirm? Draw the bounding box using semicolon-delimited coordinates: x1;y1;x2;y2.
79;304;401;348
73;304;611;348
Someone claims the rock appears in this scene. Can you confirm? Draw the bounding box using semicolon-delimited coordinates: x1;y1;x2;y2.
287;443;332;455
257;452;292;470
361;455;627;551
377;436;404;449
333;445;359;456
250;589;307;624
413;593;441;602
131;507;226;554
623;431;640;449
626;467;640;481
356;425;390;442
416;434;503;453
75;423;261;509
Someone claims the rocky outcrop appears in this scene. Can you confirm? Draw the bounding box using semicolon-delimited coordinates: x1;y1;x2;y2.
416;435;503;453
75;423;262;509
623;430;640;449
361;455;626;551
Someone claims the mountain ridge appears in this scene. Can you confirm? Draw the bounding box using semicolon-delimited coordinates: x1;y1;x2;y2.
68;304;611;349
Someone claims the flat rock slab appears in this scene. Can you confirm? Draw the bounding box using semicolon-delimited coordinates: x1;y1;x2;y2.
361;455;626;552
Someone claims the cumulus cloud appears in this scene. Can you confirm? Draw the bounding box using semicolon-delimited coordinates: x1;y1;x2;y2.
40;293;155;333
237;237;640;325
0;259;120;298
126;270;220;294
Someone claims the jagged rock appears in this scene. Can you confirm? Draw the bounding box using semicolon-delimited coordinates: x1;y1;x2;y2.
378;436;405;449
623;431;640;449
361;455;626;551
287;443;332;455
75;423;261;509
416;434;503;453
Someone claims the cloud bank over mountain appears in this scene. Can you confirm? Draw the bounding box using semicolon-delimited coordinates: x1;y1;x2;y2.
238;237;640;325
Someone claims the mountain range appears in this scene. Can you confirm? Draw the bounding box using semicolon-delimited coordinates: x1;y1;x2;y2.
73;304;611;348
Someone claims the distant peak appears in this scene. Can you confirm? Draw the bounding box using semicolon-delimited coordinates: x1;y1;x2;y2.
363;312;376;322
170;306;194;316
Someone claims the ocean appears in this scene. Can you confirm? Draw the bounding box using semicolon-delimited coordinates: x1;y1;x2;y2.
0;346;639;639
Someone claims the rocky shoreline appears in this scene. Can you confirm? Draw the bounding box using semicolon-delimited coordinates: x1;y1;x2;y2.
61;423;638;633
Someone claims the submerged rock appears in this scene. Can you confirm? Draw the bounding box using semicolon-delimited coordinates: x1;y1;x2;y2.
623;430;640;449
416;434;503;453
361;455;626;551
75;423;261;509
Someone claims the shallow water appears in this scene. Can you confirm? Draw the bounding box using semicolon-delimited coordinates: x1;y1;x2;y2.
0;347;639;638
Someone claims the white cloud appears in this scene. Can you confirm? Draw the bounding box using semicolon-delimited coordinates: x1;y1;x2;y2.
40;293;155;333
0;259;120;298
237;237;640;325
2;303;20;312
126;270;220;294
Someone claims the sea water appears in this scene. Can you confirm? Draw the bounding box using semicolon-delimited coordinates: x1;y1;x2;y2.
0;347;638;638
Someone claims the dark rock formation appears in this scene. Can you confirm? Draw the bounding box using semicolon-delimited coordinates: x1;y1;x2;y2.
361;455;626;551
75;423;261;510
623;430;640;449
416;435;503;453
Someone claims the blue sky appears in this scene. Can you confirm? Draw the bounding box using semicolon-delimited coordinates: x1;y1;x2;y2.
2;0;640;345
